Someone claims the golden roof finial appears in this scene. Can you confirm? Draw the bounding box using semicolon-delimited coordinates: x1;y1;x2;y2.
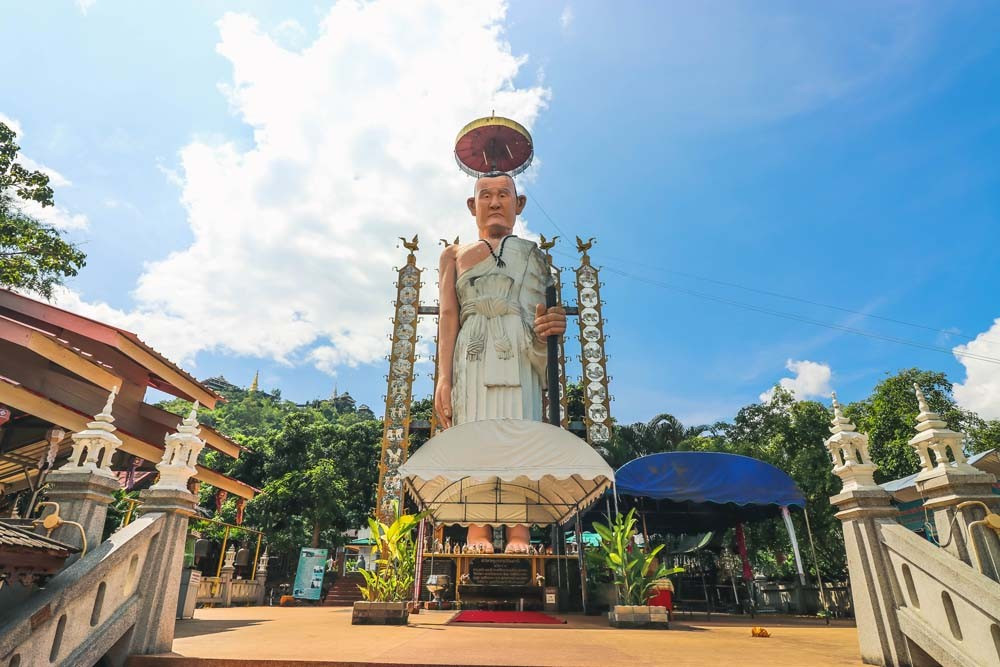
250;370;259;393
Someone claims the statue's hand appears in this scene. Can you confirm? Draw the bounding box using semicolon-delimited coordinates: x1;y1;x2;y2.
434;378;453;429
533;304;567;340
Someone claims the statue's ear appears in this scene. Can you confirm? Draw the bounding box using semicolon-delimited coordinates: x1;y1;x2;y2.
467;196;476;216
515;194;527;215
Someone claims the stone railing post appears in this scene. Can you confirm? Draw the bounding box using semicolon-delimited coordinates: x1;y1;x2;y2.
221;544;236;607
255;547;269;605
909;385;1000;581
826;393;928;666
42;388;122;550
127;404;204;657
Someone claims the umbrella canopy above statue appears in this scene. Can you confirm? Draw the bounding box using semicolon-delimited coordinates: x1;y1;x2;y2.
399;419;614;526
612;452;805;534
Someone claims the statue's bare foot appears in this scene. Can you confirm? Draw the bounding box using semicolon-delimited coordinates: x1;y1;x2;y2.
466;524;494;553
505;525;531;554
469;540;495;553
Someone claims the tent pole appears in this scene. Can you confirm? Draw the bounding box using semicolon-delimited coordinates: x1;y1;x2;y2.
612;482;619;518
413;518;427;602
553;524;561;591
575;510;588;614
803;507;831;625
640;509;651;553
780;506;807;586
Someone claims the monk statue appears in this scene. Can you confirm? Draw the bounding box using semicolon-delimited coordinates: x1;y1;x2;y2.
434;171;567;554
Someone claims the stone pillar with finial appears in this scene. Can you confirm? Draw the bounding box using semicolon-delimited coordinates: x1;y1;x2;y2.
129;403;203;656
221;544;237;607
255;547;269;605
42;387;123;550
826;391;919;666
909;384;1000;579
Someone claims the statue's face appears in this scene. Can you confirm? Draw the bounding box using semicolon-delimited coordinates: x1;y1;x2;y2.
467;174;527;237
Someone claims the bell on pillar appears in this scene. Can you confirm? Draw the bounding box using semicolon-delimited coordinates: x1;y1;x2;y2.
908;384;977;481
152;402;205;492
61;386;122;476
824;392;877;491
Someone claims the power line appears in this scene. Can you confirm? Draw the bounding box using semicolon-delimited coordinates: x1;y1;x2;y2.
529;188;998;349
585;261;1000;366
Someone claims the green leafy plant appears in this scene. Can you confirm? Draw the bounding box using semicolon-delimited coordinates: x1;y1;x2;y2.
357;506;425;602
593;508;683;606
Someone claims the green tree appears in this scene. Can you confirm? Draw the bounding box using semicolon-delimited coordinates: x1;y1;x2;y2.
845;368;972;482
0;122;85;298
724;388;845;578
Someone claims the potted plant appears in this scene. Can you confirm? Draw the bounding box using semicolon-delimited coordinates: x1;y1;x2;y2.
351;506;424;625
593;508;683;629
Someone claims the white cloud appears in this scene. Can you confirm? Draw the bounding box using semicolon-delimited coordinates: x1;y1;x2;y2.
559;6;574;31
1;113;89;230
76;0;96;15
56;1;548;373
15;199;89;230
953;318;1000;420
760;359;833;402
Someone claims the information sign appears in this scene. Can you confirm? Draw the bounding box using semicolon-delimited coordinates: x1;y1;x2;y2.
292;547;328;600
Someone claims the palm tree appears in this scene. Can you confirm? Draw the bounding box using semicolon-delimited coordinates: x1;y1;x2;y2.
596;413;713;468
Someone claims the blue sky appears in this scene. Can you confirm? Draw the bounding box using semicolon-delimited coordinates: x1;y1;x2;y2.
3;1;999;425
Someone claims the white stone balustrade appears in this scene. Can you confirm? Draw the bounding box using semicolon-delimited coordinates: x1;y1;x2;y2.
151;402;205;492
60;387;121;477
908;384;977;481
825;391;878;491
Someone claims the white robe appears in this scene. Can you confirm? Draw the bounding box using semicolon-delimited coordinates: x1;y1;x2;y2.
451;237;551;425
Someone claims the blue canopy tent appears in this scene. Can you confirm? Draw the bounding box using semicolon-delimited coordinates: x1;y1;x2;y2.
613;452;805;534
608;452;813;595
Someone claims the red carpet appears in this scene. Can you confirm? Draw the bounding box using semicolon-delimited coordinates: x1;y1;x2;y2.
451;610;566;624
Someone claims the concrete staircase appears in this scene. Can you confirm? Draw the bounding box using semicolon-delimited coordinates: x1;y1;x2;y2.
323;572;365;607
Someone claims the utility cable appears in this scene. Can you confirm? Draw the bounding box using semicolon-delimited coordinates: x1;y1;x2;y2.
529;189;999;348
548;247;1000;366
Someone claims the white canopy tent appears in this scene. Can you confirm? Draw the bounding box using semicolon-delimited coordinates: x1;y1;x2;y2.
399;419;615;526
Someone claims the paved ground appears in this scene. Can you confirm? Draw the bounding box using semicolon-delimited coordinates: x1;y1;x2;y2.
148;606;864;667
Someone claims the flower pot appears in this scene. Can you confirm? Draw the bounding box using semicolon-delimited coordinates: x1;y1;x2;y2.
608;604;669;629
351;601;410;625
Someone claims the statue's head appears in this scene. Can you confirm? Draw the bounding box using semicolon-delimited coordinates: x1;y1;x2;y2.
467;171;527;238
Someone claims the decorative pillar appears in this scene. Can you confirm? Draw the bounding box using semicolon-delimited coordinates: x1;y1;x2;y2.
221;544;236;607
128;404;201;656
376;236;421;521
42;388;122;549
826;392;878;491
255;547;269;605
574;237;612;444
909;385;1000;580
826;392;916;666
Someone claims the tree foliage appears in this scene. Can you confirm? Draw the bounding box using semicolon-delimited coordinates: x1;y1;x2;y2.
0;122;86;298
600;367;999;580
158;386;380;570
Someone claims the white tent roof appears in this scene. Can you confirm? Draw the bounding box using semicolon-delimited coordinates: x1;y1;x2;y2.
398;419;614;526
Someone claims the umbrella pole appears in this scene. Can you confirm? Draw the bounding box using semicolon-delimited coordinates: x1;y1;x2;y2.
575;511;588;614
545;285;561;427
553;524;562;592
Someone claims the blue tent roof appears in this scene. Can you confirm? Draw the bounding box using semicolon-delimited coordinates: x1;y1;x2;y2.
615;452;805;508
